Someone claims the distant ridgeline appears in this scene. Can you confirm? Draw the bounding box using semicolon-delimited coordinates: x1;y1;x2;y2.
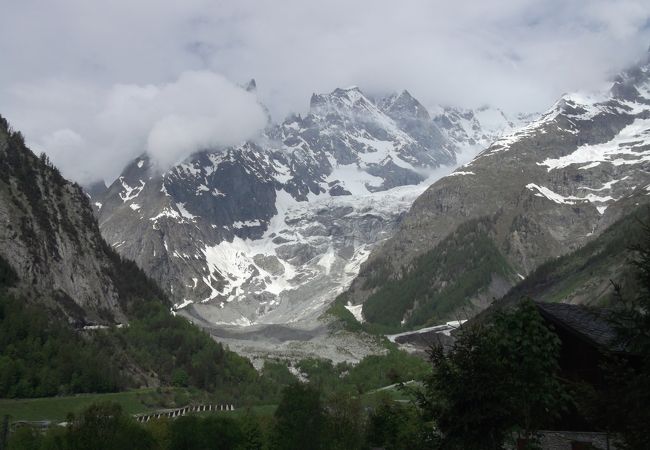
0;115;275;401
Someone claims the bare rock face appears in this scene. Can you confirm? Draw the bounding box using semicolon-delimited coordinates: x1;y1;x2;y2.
343;52;650;329
0;116;164;325
94;86;525;327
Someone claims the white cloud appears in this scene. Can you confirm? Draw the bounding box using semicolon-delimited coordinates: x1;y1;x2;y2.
5;71;266;183
42;128;84;149
0;0;649;182
97;71;267;174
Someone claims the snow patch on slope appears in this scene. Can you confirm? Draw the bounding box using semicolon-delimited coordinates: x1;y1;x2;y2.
118;178;145;202
539;118;650;171
344;303;364;323
526;183;615;213
198;180;441;325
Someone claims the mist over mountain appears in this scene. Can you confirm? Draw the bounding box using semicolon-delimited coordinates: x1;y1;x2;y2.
2;1;649;185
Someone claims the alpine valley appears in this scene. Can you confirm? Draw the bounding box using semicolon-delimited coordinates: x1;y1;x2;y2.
91;85;531;362
5;1;650;447
87;50;650;361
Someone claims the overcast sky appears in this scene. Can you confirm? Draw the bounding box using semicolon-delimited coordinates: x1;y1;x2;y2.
1;0;649;184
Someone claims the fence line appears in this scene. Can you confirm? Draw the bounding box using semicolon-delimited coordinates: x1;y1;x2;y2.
134;404;236;423
8;404;236;432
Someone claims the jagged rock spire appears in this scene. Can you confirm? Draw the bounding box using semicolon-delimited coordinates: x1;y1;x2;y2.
244;78;257;92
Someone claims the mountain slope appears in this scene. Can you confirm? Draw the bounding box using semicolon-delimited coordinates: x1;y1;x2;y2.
343;51;650;329
0;115;265;399
342;216;518;330
0;116;170;325
95;86;528;329
432;105;537;153
497;206;649;309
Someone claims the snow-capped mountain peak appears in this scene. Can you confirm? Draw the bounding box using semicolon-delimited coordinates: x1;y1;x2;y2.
379;90;431;121
94;86;535;328
342;51;650;330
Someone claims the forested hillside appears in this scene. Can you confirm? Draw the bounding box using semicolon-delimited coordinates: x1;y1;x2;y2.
0;116;270;400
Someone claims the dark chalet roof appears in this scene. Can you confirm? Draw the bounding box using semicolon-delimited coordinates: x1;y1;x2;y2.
535;302;630;354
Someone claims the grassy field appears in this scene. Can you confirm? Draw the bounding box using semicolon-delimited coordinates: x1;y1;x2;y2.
0;389;157;421
0;387;273;422
0;383;412;423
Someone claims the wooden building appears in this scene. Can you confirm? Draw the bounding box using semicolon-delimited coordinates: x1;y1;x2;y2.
525;302;638;450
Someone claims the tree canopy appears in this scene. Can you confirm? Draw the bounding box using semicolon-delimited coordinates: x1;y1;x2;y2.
421;299;567;449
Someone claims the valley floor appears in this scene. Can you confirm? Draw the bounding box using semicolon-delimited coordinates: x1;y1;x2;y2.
181;309;387;368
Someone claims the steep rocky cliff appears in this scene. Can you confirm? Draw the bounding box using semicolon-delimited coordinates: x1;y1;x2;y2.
0;116;266;395
497;206;649;309
0;115;167;325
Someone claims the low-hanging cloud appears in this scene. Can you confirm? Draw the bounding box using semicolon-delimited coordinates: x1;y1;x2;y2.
5;71;267;183
1;0;649;183
97;71;267;174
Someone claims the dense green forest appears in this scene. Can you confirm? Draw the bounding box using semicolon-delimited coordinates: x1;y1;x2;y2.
0;252;269;402
0;254;124;397
292;348;429;394
0;291;124;397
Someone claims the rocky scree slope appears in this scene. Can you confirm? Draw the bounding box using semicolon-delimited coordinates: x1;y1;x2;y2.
343;52;650;330
94;86;526;327
0;115;168;325
496;206;650;309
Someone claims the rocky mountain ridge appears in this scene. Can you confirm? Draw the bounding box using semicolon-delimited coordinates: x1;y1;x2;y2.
94;86;528;329
343;51;650;329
